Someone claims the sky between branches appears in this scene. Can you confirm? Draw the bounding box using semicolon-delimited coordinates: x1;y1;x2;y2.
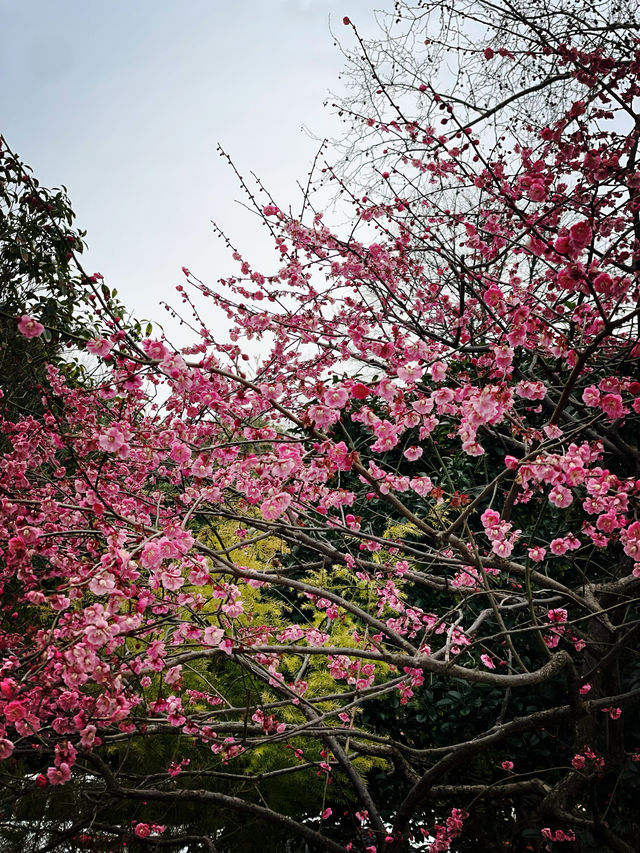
1;0;395;343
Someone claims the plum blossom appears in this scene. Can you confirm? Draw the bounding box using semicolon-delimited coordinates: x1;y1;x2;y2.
142;338;169;360
0;739;14;760
515;380;546;400
403;446;423;461
548;485;572;508
47;763;71;785
600;393;626;420
86;337;113;357
260;492;292;521
323;385;349;408
98;427;127;453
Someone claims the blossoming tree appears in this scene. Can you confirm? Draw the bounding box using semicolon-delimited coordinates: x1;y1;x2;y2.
1;1;639;850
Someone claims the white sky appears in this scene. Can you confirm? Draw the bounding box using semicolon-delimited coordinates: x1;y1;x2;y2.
1;0;394;343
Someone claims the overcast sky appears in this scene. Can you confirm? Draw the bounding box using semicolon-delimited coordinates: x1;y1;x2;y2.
1;0;394;342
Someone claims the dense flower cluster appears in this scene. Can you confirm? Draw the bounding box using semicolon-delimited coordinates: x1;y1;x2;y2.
1;2;639;850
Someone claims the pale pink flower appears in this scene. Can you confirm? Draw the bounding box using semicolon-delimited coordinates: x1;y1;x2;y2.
582;385;600;407
430;361;447;382
203;626;224;646
515;380;546;400
86;338;113;357
142;338;169;360
410;476;432;496
323;386;349;408
528;547;546;562
397;364;423;384
308;404;340;430
190;456;213;478
18;315;45;338
548;485;572;508
260;492;292;521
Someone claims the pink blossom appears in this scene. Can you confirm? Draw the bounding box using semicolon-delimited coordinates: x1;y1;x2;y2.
98;426;126;453
528;547;546;562
142;338;169;361
261;492;292;521
600;393;625;420
170;441;192;465
191;455;213;478
572;753;586;769
141;540;164;570
526;180;547;202
158;566;185;591
308;404;340;430
86;338;113;357
18;315;45;338
160;352;188;379
88;571;116;596
515;380;546;400
323;386;349;408
593;272;613;293
550;538;569;556
47;763;71;785
403;446;423;461
582;385;601;407
569;220;592;249
603;706;621;720
397;364;423;384
4;701;26;722
0;739;15;760
547;608;568;623
480;654;495;669
410;476;433;497
80;725;97;748
542;827;575;843
430;361;447;382
188;561;211;586
203;626;225;647
548;485;572;508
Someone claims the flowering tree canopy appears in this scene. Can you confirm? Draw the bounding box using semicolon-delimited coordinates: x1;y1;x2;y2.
1;1;640;851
